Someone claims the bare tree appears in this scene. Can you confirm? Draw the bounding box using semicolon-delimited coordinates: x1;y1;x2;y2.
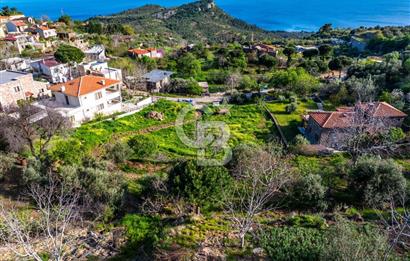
379;198;410;260
0;172;83;260
225;72;242;93
223;144;292;248
0;105;71;158
327;103;399;163
123;62;148;91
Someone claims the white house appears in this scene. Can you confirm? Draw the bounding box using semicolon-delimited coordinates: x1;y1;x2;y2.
30;57;71;83
78;61;122;81
84;45;106;62
35;26;57;39
35;75;122;125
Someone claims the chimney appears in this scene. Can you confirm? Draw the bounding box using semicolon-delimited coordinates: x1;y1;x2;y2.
60;86;65;92
100;80;106;85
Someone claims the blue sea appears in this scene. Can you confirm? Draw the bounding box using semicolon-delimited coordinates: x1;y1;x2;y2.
1;0;410;31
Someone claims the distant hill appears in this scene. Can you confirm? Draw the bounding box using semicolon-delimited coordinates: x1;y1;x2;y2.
88;0;307;43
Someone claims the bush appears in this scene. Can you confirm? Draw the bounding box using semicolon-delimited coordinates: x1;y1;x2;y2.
321;217;390;260
48;139;86;165
128;135;158;159
260;227;325;261
105;141;133;163
285;102;297;113
289;174;327;211
350;156;406;207
61;163;127;214
122;214;162;249
288;214;327;229
168;160;233;209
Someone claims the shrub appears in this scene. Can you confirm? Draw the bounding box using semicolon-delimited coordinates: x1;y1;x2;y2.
289;174;327;211
288;214;327;229
260;227;325;261
350;156;406;207
168;160;233;209
60;163;127;214
128;135;158;159
48;139;85;165
285;102;297;113
122;214;162;248
321;216;390;260
105;141;133;163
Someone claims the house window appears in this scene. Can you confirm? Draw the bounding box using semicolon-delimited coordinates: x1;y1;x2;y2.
65;95;70;105
13;86;21;92
97;104;104;111
95;92;103;100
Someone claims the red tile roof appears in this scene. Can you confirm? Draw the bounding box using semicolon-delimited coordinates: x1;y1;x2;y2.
41;58;60;67
49;75;120;97
128;48;149;55
309;102;407;129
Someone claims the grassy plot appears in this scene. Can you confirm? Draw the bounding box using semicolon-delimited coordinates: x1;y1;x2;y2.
265;99;317;141
143;104;277;159
72;100;192;149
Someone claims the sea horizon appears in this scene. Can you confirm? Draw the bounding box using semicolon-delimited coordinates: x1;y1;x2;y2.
1;0;410;32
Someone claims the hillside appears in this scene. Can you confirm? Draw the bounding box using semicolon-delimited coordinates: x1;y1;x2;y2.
88;0;293;43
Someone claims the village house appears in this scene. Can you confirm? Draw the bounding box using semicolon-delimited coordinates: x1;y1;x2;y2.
35;75;122;125
6;20;28;33
0;70;50;111
143;69;173;92
84;45;106;62
244;43;278;56
30;57;71;83
128;48;164;59
3;33;39;53
0;57;31;71
78;61;122;81
295;45;319;53
304;102;407;148
35;25;57;39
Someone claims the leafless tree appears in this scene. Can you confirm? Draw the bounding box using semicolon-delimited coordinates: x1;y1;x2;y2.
378;197;410;260
223;144;293;248
123;62;148;91
327;103;399;163
0;172;84;261
0;105;71;158
225;72;242;93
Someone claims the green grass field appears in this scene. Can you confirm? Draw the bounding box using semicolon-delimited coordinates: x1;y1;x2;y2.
265;99;318;141
143;104;276;159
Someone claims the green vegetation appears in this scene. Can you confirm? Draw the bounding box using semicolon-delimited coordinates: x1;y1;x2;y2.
265;99;317;141
54;44;85;64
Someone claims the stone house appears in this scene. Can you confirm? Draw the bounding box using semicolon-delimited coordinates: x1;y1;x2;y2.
304;102;407;148
143;69;173;93
84;45;106;62
0;70;50;111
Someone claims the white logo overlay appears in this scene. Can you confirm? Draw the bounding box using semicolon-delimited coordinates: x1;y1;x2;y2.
175;105;232;166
